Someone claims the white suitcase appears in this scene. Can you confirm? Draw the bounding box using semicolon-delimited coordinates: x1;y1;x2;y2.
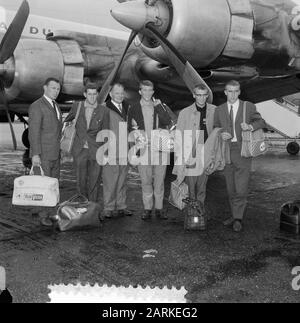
12;166;60;207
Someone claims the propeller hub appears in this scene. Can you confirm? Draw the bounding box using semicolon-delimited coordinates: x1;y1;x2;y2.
111;0;170;34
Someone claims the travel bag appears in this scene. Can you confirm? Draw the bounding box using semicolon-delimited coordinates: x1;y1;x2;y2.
12;166;59;207
56;194;101;231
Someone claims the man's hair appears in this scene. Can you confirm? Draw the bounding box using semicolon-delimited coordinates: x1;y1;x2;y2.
193;84;208;93
225;80;240;89
110;83;125;91
139;80;154;90
44;77;61;86
84;82;99;92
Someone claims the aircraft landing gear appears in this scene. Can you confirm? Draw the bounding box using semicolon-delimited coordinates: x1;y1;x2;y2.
287;141;300;155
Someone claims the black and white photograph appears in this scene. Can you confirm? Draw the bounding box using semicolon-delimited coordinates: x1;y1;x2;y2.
0;0;300;307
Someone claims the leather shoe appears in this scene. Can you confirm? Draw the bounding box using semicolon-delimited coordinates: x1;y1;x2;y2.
103;210;113;218
233;220;242;232
223;217;234;226
155;209;168;220
40;217;53;227
118;209;133;217
141;210;152;220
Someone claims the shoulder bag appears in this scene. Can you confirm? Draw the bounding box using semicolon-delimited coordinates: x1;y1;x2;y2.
60;102;82;153
241;102;267;158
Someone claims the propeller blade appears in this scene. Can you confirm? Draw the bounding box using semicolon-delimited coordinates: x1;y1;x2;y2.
98;30;137;104
146;23;213;103
0;0;30;64
0;82;17;150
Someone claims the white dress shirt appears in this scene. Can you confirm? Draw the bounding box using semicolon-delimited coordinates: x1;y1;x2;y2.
44;95;60;120
112;100;122;113
227;99;239;142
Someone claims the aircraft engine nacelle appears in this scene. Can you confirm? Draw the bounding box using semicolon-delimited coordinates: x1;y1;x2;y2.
5;38;85;101
138;0;255;68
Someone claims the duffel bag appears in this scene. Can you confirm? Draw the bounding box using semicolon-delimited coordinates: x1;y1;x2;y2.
56;194;101;231
12;166;59;207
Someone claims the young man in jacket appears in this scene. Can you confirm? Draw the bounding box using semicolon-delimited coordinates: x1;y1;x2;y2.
128;80;172;220
173;85;216;214
28;77;63;226
214;80;266;232
64;83;110;203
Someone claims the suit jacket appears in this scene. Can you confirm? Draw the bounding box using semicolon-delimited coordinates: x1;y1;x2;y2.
173;103;216;177
214;100;266;150
64;101;110;160
127;101;172;133
28;96;63;160
105;99;130;163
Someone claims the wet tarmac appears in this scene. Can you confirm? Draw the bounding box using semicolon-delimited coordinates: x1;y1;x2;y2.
0;142;300;303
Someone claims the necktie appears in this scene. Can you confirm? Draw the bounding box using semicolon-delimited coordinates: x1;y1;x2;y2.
230;105;234;137
52;101;59;120
118;103;122;113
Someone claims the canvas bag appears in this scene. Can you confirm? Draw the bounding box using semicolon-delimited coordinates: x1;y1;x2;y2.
152;127;176;152
12;166;59;207
168;180;189;210
60;102;82;153
241;102;267;158
56;194;101;231
152;102;177;153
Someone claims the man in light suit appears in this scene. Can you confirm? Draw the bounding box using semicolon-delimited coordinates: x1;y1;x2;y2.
28;77;63;226
64;83;110;203
102;83;133;218
214;80;266;232
173;85;216;211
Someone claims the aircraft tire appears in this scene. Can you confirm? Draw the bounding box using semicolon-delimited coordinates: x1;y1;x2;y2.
286;142;300;155
22;128;30;148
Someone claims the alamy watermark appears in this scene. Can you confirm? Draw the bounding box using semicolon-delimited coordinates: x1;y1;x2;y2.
0;266;5;291
95;123;205;176
291;266;300;291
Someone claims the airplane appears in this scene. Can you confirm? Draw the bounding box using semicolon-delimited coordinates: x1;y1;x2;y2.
2;0;300;150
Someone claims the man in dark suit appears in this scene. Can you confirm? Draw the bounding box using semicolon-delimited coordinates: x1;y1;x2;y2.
101;83;132;218
28;77;63;225
214;80;266;232
64;83;110;202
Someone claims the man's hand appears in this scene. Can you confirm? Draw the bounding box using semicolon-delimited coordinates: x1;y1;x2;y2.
153;99;162;106
241;123;253;131
221;132;232;141
32;155;41;167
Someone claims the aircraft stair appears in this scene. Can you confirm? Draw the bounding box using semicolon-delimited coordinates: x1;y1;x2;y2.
256;97;300;155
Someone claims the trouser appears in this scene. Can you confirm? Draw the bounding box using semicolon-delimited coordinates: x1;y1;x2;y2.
74;149;101;202
137;164;167;210
40;158;60;179
102;164;128;211
32;157;60;218
224;143;252;220
185;172;208;205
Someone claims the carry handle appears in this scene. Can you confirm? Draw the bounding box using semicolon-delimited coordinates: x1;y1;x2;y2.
29;166;45;176
243;101;247;126
63;101;82;129
68;194;88;203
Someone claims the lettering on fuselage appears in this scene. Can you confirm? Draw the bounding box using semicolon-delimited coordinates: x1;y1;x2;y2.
29;26;52;36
